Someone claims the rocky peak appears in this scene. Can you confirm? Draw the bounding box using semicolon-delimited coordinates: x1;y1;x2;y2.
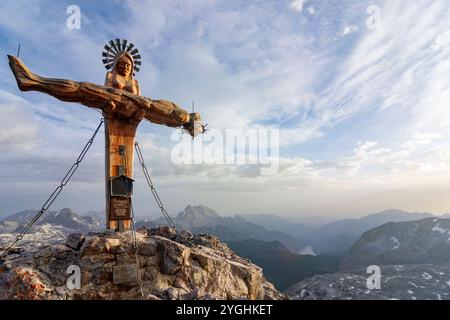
0;227;284;300
40;208;76;224
57;208;76;217
176;205;222;228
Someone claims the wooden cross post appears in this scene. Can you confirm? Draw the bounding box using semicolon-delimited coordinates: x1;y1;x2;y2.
104;119;137;231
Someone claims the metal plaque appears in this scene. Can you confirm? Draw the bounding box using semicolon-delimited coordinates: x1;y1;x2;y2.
110;196;131;220
113;264;137;284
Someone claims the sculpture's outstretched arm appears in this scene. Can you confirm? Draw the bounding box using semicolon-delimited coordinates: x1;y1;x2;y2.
8;55;204;136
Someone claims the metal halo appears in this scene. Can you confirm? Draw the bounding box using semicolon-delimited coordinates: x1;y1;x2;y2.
102;38;141;76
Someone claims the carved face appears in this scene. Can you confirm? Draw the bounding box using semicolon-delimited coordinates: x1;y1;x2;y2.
115;55;133;77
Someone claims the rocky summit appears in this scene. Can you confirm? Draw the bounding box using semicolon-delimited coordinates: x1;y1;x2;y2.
0;227;283;300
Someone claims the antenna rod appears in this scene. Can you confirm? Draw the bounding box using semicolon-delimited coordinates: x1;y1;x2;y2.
192;100;195;113
17;44;21;58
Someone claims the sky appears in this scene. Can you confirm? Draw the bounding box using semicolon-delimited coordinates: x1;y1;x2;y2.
1;0;450;220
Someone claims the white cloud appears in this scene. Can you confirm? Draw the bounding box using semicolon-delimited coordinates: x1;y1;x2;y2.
289;0;308;12
307;7;316;15
401;132;443;151
432;29;450;51
118;0;328;136
0;90;41;152
314;0;450;148
341;25;359;36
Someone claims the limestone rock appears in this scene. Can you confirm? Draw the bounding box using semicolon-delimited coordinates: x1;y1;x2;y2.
174;230;194;245
66;233;85;250
0;227;285;300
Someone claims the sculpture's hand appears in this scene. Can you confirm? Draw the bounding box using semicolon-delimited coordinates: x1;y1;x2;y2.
183;112;205;137
102;100;117;118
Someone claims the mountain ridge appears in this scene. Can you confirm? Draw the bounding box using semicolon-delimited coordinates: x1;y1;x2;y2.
139;205;304;252
297;209;434;254
340;217;450;269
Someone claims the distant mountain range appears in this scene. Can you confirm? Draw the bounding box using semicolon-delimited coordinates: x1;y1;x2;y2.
0;208;104;234
240;214;313;238
296;209;434;255
1;206;442;257
143;206;440;256
137;205;304;252
340;217;450;269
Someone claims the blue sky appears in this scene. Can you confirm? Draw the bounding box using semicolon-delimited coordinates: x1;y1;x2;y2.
1;0;450;220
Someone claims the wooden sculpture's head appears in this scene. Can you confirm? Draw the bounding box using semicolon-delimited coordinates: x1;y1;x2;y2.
113;52;134;79
105;52;140;96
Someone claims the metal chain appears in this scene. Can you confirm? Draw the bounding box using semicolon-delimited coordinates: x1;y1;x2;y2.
118;145;145;300
0;118;104;258
134;142;177;230
129;200;146;300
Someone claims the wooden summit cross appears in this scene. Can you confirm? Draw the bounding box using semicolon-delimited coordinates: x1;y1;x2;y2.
8;39;204;232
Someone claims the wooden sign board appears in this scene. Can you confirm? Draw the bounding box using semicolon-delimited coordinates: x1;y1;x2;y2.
110;196;131;220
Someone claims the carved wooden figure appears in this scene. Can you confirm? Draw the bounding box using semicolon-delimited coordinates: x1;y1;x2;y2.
8;40;204;232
